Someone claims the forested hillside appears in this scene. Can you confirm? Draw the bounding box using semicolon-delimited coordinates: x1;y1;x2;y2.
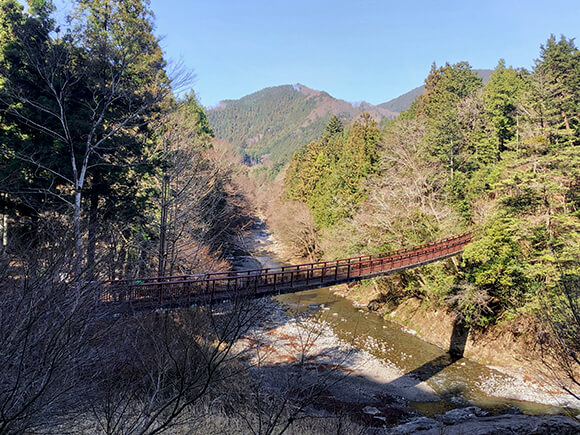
278;36;579;361
207;72;494;181
378;69;493;113
208;83;396;178
1;0;578;431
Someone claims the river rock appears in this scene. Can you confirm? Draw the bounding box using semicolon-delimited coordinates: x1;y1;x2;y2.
388;417;440;434
439;406;489;424
363;405;381;415
503;406;523;415
387;414;580;434
447;414;580;434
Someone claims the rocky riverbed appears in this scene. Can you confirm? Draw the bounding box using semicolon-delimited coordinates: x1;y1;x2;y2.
234;298;580;433
228;219;580;431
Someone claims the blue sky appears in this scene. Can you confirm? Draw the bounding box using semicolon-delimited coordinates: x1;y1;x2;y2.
149;0;579;108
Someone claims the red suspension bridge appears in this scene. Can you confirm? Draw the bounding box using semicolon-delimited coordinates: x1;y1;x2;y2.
103;233;472;311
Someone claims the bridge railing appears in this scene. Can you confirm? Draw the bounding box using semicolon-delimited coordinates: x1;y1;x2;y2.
102;233;472;308
226;232;471;278
248;232;471;289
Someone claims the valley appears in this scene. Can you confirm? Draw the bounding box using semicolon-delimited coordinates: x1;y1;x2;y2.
1;1;579;432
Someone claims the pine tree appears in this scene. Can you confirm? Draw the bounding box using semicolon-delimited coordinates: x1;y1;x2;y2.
323;114;344;138
534;34;580;144
483;59;525;152
417;62;483;176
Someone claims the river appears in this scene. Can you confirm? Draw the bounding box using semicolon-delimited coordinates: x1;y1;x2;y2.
232;219;577;417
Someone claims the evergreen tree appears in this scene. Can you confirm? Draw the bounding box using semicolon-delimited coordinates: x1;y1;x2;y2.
284;113;380;227
483;59;525;152
417;62;483;176
0;0;171;274
534;34;580;144
323;114;344;138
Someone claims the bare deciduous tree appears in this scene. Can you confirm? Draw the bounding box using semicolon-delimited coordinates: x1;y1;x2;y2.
0;234;268;434
362;119;459;249
152;98;236;277
269;200;321;261
87;297;263;435
540;273;580;401
0;239;105;434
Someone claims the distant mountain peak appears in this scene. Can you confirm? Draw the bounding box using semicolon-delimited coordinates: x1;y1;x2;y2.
293;83;322;98
207;83;397;173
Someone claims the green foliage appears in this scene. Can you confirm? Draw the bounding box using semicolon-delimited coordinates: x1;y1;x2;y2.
207;85;395;176
419;61;483;118
462;218;532;304
534;34;580;144
323;114;344;137
483;60;525;151
0;0;236;278
279;35;580;329
418;62;483;175
208;85;324;168
178;91;215;142
284;113;380;227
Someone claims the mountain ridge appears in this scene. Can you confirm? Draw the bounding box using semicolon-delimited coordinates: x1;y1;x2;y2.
207;71;493;175
207;83;397;174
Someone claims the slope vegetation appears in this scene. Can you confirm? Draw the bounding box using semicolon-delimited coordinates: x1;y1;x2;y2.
278;39;580;383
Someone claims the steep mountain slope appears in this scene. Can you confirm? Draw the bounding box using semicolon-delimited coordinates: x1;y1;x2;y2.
378;86;425;113
379;69;493;113
208;72;492;174
208;84;397;173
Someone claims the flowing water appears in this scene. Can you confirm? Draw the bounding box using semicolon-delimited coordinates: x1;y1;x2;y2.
236;219;570;416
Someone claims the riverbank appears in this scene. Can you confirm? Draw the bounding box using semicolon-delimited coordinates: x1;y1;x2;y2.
331;283;580;411
233;297;580;432
259;219;580;410
234;298;424;428
237;219;580;425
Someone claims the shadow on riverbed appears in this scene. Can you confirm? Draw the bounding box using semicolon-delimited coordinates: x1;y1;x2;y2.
242;300;472;405
276;290;471;397
389;319;469;392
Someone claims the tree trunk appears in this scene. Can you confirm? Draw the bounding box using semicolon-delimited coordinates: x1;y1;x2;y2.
516;115;519;151
86;171;102;273
0;212;7;251
158;162;169;277
73;189;83;279
561;109;571;131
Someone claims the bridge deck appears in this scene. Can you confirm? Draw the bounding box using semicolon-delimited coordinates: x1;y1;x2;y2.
103;233;472;311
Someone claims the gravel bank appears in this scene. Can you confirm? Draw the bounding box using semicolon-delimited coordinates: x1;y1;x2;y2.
233;299;580;432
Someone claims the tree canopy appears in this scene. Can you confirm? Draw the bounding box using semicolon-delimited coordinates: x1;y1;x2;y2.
281;35;580;329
